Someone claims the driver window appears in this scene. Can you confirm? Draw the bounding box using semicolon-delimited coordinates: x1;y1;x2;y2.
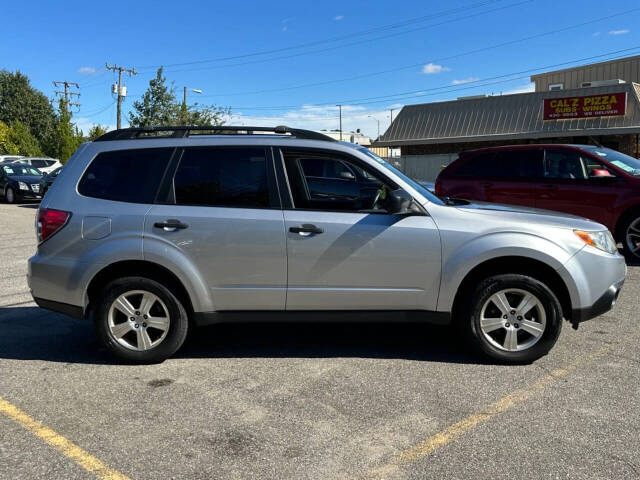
282;150;394;212
544;150;588;180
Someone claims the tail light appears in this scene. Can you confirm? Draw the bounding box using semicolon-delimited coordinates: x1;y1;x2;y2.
434;180;442;197
37;208;71;243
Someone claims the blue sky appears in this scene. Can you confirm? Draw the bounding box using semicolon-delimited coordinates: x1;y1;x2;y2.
2;0;639;138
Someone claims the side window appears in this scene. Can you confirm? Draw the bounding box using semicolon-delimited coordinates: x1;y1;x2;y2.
492;150;544;179
31;160;46;168
78;148;173;203
283;150;394;212
581;155;616;178
173;147;270;208
452;153;496;177
545;150;588;180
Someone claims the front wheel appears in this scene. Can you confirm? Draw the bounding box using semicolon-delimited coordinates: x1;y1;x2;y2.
621;214;640;261
5;187;16;204
462;274;563;364
94;277;189;363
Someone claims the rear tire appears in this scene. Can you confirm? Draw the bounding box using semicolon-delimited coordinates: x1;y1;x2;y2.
461;274;563;364
621;213;640;261
94;276;189;363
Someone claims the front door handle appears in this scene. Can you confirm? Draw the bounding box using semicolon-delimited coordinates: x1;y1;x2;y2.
289;224;323;235
154;219;189;231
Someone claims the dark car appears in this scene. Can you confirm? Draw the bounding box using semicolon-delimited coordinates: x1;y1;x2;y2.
38;166;62;196
0;163;44;203
435;144;640;259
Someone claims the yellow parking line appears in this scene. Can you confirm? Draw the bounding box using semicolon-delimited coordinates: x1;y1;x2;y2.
0;396;131;480
364;345;613;480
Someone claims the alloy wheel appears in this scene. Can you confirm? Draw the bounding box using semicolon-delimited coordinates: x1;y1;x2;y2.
107;290;170;351
479;288;546;352
626;217;640;257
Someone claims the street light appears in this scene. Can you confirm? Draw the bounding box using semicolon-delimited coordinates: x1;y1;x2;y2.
183;87;202;106
368;115;380;139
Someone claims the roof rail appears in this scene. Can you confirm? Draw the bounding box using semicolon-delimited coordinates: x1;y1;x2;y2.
93;125;336;142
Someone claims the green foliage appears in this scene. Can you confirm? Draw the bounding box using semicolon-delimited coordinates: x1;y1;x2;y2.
129;67;229;127
47;98;84;163
2;120;43;156
87;124;108;141
0;70;56;150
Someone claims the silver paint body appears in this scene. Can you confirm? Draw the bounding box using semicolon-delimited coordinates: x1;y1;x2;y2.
28;137;627;317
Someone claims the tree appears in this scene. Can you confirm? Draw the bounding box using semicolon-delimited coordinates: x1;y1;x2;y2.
87;125;108;141
47;98;83;163
0;70;56;150
2;120;43;156
130;67;229;127
128;67;178;127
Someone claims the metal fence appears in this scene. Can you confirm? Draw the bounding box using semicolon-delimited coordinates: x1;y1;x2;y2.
383;153;459;182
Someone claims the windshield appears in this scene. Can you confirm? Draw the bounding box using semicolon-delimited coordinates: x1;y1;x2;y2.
356;147;445;206
582;146;640;176
2;165;41;176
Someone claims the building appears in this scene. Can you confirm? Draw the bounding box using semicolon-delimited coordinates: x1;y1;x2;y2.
318;129;371;146
374;55;640;181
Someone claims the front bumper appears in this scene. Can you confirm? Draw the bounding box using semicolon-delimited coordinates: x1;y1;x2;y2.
571;279;624;327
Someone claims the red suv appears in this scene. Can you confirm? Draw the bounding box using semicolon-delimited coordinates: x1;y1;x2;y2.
435;144;640;260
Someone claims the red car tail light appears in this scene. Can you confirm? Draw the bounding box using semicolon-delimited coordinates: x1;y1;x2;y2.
37;208;71;243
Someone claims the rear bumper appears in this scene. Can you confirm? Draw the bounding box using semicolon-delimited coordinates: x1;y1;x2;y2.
33;297;84;319
571;279;624;325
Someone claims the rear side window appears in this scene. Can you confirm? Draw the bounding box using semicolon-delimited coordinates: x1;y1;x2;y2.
78;148;173;203
173;147;270;208
31;159;46;168
492;150;543;178
452;153;495;176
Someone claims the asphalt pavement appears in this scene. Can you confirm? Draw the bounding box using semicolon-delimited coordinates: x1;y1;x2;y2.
1;202;638;480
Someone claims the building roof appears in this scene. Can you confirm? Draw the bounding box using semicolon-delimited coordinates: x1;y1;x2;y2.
530;54;640;82
375;83;640;146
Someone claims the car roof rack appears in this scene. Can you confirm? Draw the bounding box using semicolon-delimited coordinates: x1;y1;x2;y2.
94;125;336;142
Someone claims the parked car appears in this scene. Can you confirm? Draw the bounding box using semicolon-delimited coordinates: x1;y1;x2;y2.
0;163;43;203
29;126;625;364
435;144;640;260
38;166;62;196
0;155;24;163
13;157;62;174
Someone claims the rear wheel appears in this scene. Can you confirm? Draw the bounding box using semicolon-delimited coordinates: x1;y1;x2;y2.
94;277;189;363
462;274;562;364
621;213;640;261
5;187;15;204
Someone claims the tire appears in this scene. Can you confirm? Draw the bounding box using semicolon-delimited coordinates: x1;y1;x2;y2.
461;274;563;364
94;276;189;363
620;213;640;261
5;187;15;204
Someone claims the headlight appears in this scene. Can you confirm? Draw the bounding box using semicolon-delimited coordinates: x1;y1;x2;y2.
18;181;29;191
574;230;618;254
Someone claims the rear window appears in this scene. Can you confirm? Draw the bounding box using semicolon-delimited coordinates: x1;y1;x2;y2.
78;148;173;203
173;147;270;208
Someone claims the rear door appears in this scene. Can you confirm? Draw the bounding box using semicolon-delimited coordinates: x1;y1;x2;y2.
482;148;543;206
535;148;618;226
279;147;441;311
144;146;287;310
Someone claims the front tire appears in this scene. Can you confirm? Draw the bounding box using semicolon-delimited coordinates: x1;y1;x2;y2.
621;213;640;261
462;274;563;364
5;187;16;204
94;277;189;363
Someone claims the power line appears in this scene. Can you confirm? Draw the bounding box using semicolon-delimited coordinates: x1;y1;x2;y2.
53;80;80;113
105;63;137;129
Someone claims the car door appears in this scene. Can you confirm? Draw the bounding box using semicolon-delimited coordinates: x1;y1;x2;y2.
535;148;617;227
278;147;441;311
144;146;287;310
482;148;543;207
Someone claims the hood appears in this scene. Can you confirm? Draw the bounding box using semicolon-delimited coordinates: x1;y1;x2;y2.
8;174;42;183
454;200;606;231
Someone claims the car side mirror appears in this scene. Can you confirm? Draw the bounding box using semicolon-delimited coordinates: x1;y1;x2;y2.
386;189;425;215
339;171;355;180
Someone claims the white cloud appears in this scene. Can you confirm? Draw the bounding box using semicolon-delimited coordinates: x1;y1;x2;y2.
334;15;344;21
228;104;398;139
422;63;450;74
451;77;480;85
609;29;629;35
281;19;290;32
501;83;535;95
78;66;98;75
592;31;601;37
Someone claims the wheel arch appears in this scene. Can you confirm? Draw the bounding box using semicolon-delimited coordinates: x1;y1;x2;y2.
614;203;640;240
450;256;573;323
85;260;194;320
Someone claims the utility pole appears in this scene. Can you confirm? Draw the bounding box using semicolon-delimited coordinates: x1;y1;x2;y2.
389;108;395;124
336;104;342;141
105;62;137;129
53;81;80;113
368;115;380;139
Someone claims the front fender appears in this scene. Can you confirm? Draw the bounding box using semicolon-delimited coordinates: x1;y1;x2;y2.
437;231;582;312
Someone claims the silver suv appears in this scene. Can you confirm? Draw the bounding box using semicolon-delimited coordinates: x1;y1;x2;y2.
28;126;626;364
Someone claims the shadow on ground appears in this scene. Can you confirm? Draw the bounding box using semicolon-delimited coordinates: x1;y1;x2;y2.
0;306;480;365
16;203;39;209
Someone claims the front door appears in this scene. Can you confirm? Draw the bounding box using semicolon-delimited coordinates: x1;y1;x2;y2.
144;146;287;310
279;148;441;311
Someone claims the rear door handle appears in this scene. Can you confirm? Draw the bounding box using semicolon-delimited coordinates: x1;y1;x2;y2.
154;219;189;231
289;224;323;235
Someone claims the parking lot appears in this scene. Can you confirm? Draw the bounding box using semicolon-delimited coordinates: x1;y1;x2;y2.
1;202;639;480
